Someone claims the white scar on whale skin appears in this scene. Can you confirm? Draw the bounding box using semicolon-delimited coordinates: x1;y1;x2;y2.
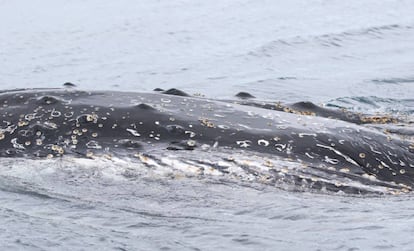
11;138;25;150
236;140;252;148
86;140;102;149
305;152;315;159
185;131;196;138
316;144;360;166
126;128;141;137
324;156;339;165
298;133;317;138
258;139;269;146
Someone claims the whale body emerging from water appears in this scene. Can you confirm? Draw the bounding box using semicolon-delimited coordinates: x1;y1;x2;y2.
0;88;413;194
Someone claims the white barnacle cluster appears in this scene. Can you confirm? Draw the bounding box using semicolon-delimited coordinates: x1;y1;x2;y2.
88;113;100;123
17;120;29;127
199;117;215;128
50;144;65;155
187;140;196;147
149;131;161;141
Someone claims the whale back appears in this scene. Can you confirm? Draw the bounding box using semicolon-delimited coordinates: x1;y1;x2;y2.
0;88;413;194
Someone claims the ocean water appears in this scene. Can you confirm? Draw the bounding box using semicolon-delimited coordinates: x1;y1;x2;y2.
0;0;414;250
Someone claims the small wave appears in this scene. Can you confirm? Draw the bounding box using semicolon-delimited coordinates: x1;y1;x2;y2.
371;77;414;85
248;24;413;57
326;96;414;115
0;175;55;200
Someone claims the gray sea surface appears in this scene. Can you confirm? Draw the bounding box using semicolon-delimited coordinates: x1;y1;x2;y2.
0;0;414;250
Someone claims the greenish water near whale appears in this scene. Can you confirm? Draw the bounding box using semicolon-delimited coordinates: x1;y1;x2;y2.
0;0;413;250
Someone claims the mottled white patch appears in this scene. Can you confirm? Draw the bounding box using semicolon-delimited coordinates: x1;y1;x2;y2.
276;125;288;129
238;124;252;130
342;128;354;133
298;133;317;138
236;140;252;148
324;156;339;165
43;121;58;129
86;140;102;149
25;113;41;121
218;125;230;129
274;144;286;152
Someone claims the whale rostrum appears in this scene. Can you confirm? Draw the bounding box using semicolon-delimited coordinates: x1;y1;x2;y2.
0;88;413;194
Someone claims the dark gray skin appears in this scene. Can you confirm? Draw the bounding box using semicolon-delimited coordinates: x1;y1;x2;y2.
232;100;400;125
0;88;413;191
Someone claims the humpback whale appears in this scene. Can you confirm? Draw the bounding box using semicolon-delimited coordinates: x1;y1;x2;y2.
0;88;413;194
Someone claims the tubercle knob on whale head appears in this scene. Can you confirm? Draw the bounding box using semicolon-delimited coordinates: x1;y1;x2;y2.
235;92;255;99
63;82;77;88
